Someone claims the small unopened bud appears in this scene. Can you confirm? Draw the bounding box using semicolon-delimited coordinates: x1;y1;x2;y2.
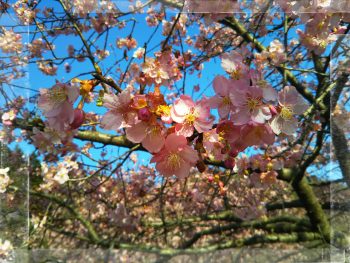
138;108;151;121
269;105;278;116
224;157;235;169
229;149;239;158
70;109;85;129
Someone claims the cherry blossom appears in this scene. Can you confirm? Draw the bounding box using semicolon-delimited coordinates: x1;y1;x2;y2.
38;82;80;131
1;110;17;126
171;95;213;137
230;85;272;125
221;50;250;80
126;121;166;153
0;29;22;54
202;129;225;160
270;86;308;135
72;0;98;16
209;76;235;119
151;133;198;178
100;88;137;131
133;47;145;59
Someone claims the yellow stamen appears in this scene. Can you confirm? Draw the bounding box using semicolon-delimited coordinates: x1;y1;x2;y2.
185;113;197;124
230;70;241;80
266;162;274;171
167;152;181;169
222;96;231;105
185;108;199;124
150;126;160;136
49;87;67;104
280;106;293;120
156;105;170;116
247;98;260;111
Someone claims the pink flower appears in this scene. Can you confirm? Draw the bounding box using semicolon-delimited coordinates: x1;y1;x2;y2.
1;110;17;126
38;82;80;131
38;82;79;117
133;47;145;59
100;88;137;131
151;133;198;178
230;85;272;125
171;95;213;137
270;86;308;135
221;50;250;80
126;121;165;153
209;76;235;119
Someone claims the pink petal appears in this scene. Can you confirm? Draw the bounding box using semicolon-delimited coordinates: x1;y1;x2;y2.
207;96;222;109
101;111;123;131
173;95;193;116
156;161;173;177
165;133;187;151
251;106;271;123
231;110;251;125
170;109;186;123
213;76;230;96
126;121;148;143
142;132;165;153
281;119;298;135
181;146;199;164
175;123;194;137
262;86;277;102
103;93;119;109
67;85;80;103
194;119;213;133
270;116;282;135
174;160;191;178
218;103;231;119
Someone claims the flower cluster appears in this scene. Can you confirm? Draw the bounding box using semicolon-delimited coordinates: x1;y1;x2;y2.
99;69;306;180
117;37;137;50
40;156;79;188
72;0;98;16
28;38;53;58
13;0;37;25
38;82;80;131
0;29;22;54
139;50;183;87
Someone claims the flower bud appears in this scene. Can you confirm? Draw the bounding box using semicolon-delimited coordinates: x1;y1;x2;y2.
224;157;235;169
70;109;85;129
269;105;278;116
138;108;151;121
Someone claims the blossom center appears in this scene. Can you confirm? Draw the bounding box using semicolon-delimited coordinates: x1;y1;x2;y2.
49;87;67;104
256;80;267;88
166;152;181;169
230;70;241;80
150;126;161;136
156;105;170;116
246;98;260;111
222;96;231;105
185;109;198;124
280;106;293;120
